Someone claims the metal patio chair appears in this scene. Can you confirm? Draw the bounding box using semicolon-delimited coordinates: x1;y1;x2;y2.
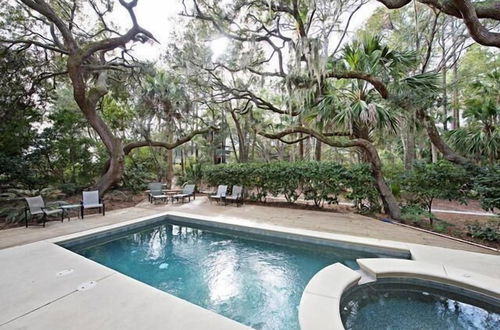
81;190;105;219
208;185;228;204
24;196;63;228
225;185;244;207
148;182;168;204
172;184;196;203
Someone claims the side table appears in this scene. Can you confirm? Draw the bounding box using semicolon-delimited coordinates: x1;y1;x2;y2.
61;204;81;221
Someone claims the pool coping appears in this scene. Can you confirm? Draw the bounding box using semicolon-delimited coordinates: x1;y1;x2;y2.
53;212;411;258
299;258;500;330
4;210;500;329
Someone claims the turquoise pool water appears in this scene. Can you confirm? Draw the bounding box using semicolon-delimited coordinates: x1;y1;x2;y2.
341;280;500;330
73;221;382;329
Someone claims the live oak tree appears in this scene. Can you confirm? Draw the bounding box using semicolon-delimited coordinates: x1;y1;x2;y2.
376;0;500;48
180;0;404;219
0;0;213;194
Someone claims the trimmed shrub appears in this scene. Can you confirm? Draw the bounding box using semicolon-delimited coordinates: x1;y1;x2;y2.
202;161;379;211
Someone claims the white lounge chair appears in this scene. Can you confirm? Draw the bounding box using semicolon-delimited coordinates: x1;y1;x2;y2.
81;190;105;218
25;196;63;228
172;184;195;203
208;185;228;204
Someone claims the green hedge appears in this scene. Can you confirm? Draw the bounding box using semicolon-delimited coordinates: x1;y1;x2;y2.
202;161;379;210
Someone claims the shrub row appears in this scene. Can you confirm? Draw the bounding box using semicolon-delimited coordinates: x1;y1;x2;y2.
202;161;380;211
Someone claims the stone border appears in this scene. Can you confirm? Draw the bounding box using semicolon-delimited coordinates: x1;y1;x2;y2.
299;259;500;330
299;263;360;330
52;211;412;259
358;258;500;300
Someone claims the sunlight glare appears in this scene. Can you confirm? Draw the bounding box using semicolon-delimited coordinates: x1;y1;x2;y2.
210;37;229;61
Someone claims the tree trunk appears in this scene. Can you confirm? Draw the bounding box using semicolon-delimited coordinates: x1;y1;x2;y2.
402;111;416;171
166;132;174;188
97;140;125;193
298;133;304;161
230;110;248;162
441;23;448;131
451;20;460;129
67;60;123;195
431;142;439;163
361;146;401;220
250;129;257;161
180;149;185;174
417;108;470;166
315;139;322;161
452;56;460;129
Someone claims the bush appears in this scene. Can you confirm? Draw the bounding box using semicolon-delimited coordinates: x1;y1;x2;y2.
302;162;350;207
466;219;500;242
177;160;204;188
474;165;500;213
202;161;379;211
400;161;469;225
400;204;434;226
345;164;380;213
122;163;156;193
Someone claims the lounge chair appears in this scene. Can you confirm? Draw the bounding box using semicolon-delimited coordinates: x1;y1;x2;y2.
81;190;105;219
225;185;244;206
172;184;195;203
149;182;168;204
25;196;63;228
208;185;228;204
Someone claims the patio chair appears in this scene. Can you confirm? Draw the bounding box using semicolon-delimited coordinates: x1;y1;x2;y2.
81;190;105;219
225;185;244;207
172;184;195;203
25;196;63;228
208;185;228;204
149;182;168;204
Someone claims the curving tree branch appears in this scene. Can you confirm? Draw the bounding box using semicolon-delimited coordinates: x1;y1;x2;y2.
325;71;390;99
377;0;500;48
452;0;500;47
123;127;215;155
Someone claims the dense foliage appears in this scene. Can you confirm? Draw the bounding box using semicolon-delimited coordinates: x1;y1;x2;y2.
466;220;500;242
400;161;470;224
474;165;500;213
202;161;379;212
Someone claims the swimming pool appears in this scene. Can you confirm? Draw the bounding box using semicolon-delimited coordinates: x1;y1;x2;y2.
340;279;500;330
69;219;395;329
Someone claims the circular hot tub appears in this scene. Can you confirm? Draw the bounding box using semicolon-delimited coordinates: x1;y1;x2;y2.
340;278;500;330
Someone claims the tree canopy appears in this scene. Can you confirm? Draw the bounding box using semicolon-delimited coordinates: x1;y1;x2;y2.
0;0;498;221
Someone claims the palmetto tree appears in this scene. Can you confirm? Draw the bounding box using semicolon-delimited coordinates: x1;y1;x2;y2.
313;34;416;149
446;71;500;164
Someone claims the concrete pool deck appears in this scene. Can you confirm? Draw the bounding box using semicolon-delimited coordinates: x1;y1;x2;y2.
0;198;497;253
0;199;499;329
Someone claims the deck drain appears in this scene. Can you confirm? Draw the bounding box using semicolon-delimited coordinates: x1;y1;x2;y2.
56;269;74;277
77;281;97;291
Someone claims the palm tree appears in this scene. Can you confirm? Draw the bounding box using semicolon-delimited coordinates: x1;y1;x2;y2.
301;35;419;215
312;35;417;156
446;71;500;164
